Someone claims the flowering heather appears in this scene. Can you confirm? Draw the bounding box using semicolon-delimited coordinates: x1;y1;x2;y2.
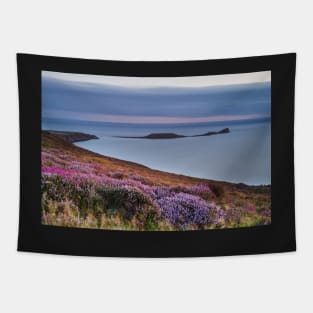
41;131;271;231
156;192;222;229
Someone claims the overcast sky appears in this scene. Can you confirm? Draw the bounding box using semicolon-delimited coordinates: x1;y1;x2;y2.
43;70;270;89
42;71;271;124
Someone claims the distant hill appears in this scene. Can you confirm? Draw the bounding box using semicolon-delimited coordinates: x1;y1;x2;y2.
44;130;98;143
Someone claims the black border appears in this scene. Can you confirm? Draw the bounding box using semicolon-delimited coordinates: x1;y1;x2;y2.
17;53;296;257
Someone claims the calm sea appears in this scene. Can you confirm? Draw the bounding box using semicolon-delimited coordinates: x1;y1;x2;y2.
42;118;271;186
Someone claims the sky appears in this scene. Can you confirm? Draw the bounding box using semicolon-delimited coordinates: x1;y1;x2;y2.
42;70;271;125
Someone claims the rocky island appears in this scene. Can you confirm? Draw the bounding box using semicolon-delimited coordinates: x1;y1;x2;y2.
116;128;230;139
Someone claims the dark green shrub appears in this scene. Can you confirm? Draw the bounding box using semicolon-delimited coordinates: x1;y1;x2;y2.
92;185;159;229
210;184;224;198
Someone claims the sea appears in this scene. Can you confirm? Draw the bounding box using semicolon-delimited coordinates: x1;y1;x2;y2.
42;118;271;186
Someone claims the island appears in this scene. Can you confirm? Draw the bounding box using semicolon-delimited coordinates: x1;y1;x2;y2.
116;128;230;139
44;130;98;143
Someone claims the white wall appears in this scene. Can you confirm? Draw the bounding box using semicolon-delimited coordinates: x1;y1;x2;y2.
0;1;311;312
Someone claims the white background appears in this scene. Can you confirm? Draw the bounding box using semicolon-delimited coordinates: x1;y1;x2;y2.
0;1;312;312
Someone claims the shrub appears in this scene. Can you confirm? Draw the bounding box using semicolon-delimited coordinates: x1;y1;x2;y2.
99;185;159;229
170;184;215;200
210;184;225;198
156;192;221;230
109;171;125;179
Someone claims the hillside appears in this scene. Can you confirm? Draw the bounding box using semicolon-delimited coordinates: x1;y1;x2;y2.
41;130;271;231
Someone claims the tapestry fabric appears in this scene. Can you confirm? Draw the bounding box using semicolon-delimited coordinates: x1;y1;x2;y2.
17;53;296;257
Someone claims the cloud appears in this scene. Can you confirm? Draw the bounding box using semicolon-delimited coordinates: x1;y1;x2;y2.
42;70;271;124
44;110;269;124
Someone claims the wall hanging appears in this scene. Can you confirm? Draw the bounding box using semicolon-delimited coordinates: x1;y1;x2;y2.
17;53;296;257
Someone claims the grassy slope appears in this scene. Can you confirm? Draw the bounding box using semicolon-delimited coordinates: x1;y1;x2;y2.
41;131;271;230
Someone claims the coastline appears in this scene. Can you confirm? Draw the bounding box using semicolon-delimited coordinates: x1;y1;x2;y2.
41;130;271;231
43;130;269;187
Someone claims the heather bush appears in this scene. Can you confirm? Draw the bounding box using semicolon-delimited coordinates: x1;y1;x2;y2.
156;192;222;230
129;173;155;186
42;172;160;230
210;184;225;198
99;185;159;227
109;171;125;179
170;184;215;200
